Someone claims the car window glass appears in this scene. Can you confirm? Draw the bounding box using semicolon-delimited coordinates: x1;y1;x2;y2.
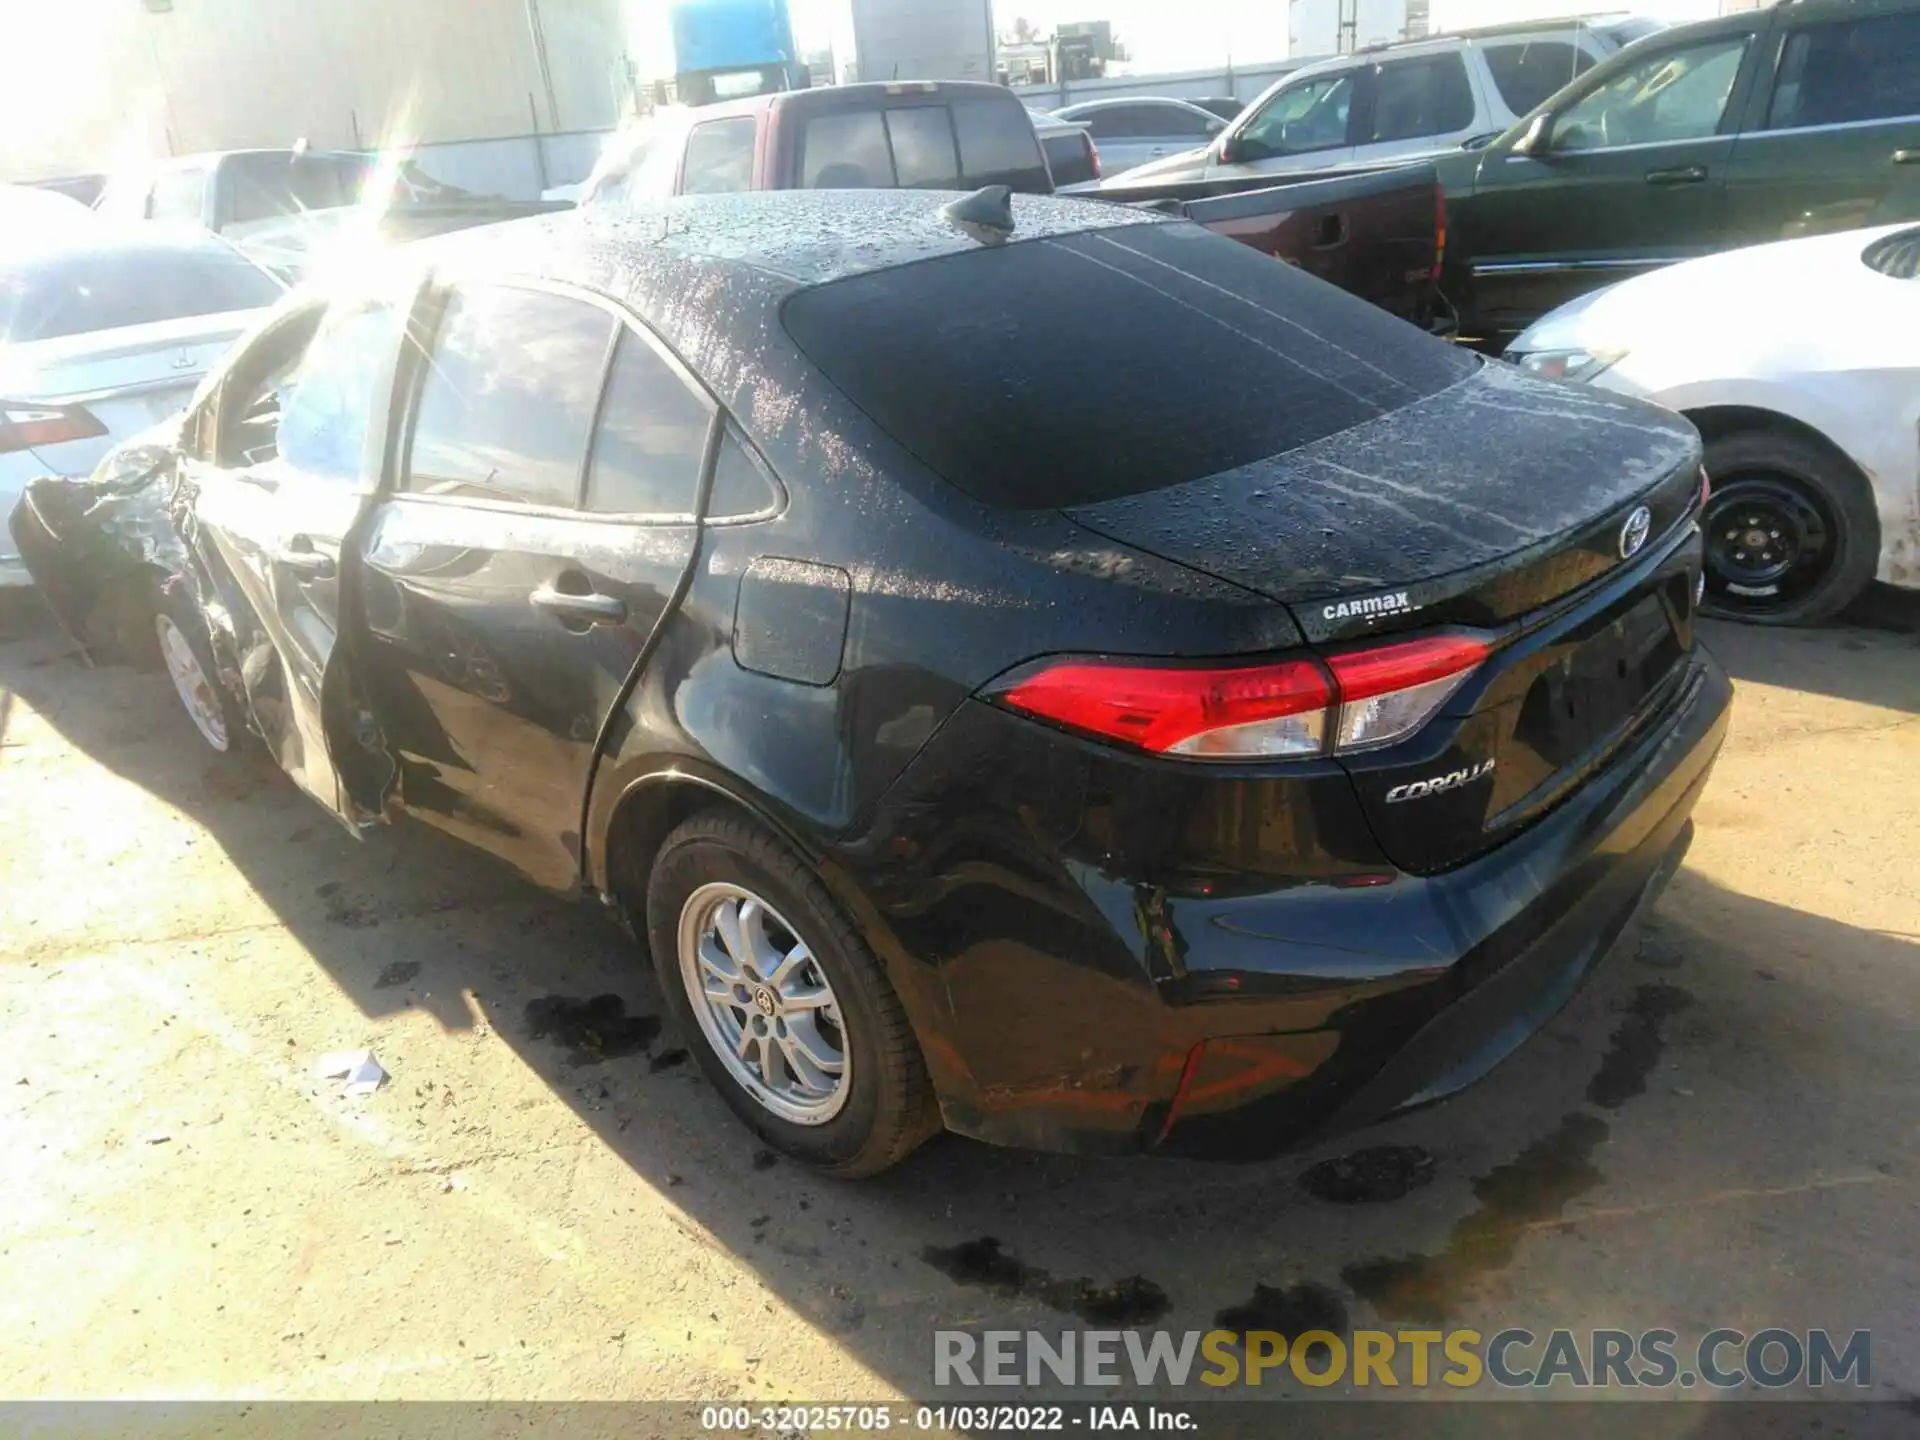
225;153;368;224
583;328;712;515
1364;53;1476;142
1087;106;1146;139
886;107;961;187
952;98;1046;188
0;242;283;345
1238;72;1355;158
149;166;209;223
1550;37;1748;152
1484;40;1593;116
276;297;406;485
408;285;615;507
709;427;780;519
681;117;757;194
1766;13;1920;130
1158;105;1219;138
800;110;894;188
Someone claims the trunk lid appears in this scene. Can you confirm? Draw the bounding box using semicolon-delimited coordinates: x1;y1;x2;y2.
0;308;267;476
1064;364;1706;875
1063;363;1702;644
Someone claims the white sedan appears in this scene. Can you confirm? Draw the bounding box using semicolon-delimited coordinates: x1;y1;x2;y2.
1507;224;1920;625
1;222;283;587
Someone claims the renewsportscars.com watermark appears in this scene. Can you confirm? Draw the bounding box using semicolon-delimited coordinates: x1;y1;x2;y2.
934;1327;1873;1391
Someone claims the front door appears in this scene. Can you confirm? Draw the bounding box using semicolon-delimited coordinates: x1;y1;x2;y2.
186;283;416;822
1215;67;1359;181
356;281;715;892
1460;28;1759;339
1722;1;1920;246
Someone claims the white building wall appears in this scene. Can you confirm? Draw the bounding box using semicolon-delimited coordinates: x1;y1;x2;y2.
1;0;627;182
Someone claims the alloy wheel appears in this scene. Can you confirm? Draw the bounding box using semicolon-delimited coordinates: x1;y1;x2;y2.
676;882;850;1125
155;612;231;752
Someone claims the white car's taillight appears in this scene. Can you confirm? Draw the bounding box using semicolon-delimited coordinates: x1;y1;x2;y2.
0;402;106;455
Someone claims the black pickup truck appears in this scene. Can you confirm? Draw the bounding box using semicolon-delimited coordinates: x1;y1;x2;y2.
583;81;1446;326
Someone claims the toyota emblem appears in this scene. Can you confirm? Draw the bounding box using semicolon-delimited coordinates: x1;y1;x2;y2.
1619;504;1652;560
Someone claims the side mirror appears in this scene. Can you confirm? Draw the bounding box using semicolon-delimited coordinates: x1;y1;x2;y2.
1216;134;1237;165
1510;113;1553;158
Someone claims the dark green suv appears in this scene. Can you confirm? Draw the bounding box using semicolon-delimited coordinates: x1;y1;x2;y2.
1442;0;1920;343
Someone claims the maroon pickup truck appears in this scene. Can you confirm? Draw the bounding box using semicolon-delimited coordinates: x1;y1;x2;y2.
581;81;1442;326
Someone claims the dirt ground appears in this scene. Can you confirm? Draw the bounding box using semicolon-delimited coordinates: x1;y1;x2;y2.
1;587;1917;1424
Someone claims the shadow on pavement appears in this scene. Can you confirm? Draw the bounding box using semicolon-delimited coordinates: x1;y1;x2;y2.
2;592;1916;1417
1704;584;1920;715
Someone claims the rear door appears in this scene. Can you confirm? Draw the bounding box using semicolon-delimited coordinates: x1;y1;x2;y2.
1722;0;1920;245
186;278;419;821
355;281;715;891
1459;25;1759;338
1350;49;1483;169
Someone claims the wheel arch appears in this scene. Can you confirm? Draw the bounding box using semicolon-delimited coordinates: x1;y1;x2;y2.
1683;403;1871;483
598;769;818;919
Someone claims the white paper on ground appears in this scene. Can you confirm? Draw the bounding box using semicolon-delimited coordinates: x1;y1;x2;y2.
315;1049;389;1095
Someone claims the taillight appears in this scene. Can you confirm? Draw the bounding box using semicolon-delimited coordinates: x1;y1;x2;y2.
0;402;107;455
992;633;1492;761
1697;464;1711;512
1087;136;1102;180
1434;186;1447;275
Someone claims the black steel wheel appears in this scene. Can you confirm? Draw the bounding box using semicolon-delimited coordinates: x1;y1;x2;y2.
1699;429;1879;626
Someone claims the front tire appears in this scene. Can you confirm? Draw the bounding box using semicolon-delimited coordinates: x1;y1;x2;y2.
1699;430;1879;626
645;811;938;1177
154;585;246;755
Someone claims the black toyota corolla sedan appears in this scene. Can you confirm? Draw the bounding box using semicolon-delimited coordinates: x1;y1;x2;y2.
11;189;1730;1176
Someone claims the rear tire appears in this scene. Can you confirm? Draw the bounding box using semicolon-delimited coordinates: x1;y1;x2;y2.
645;811;938;1177
1699;429;1879;626
154;584;246;755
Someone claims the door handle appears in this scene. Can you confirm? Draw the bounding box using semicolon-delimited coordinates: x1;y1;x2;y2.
278;543;335;578
1645;165;1708;185
530;583;626;625
1894;148;1920;165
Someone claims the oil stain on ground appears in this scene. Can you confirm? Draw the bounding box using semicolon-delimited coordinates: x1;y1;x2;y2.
922;1237;1171;1326
1299;1144;1436;1204
1341;1112;1609;1324
1214;1282;1349;1361
1587;983;1694;1108
524;994;661;1067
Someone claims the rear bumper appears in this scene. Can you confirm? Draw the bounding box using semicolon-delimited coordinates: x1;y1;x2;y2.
845;647;1730;1160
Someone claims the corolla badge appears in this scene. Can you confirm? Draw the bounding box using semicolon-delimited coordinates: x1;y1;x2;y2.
1619;504;1653;560
1385;758;1495;803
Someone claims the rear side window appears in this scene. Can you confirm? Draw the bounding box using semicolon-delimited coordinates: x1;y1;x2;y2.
1081;106;1150;139
584;328;712;514
709;428;781;519
149;165;210;223
782;223;1476;509
277;298;405;484
1483;41;1593;116
800;110;894;188
407;285;615;508
682;118;757;194
1364;54;1476;142
1766;13;1920;130
887;107;961;187
0;243;281;344
953;98;1047;189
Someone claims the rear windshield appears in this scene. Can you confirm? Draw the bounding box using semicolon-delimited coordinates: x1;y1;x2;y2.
0;243;281;344
781;222;1476;508
797;98;1048;194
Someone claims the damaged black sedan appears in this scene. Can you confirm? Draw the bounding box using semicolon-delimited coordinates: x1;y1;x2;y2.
9;190;1730;1176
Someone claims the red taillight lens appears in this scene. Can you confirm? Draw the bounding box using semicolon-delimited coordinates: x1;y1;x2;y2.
1434;187;1447;274
1087;136;1102;179
0;402;107;455
993;633;1491;761
1697;465;1711;512
998;656;1334;759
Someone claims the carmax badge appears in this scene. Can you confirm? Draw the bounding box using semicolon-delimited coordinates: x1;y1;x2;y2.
1386;758;1496;803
